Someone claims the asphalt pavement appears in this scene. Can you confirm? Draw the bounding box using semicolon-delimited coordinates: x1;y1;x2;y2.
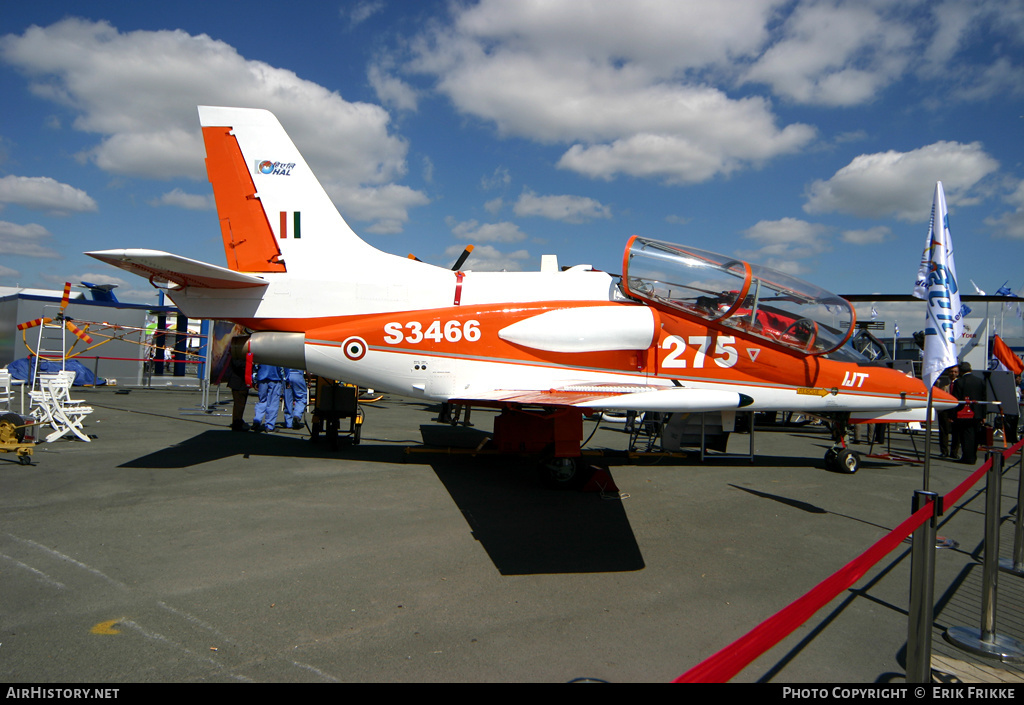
2;386;1023;683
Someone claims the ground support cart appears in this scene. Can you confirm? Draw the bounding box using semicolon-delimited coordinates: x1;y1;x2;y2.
0;413;34;465
309;378;363;449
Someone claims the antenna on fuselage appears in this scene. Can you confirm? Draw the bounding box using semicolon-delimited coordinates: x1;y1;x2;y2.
451;245;474;271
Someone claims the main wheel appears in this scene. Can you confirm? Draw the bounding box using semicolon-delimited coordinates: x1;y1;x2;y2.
540;456;585;490
824;446;839;472
835;448;860;474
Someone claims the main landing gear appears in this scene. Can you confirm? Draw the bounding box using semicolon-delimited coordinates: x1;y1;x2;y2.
490;406;592;489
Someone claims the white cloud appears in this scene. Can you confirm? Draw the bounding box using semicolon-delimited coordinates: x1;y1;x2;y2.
148;188;214;211
512;190;611;224
347;1;386;28
803;141;999;221
841;226;891;245
369;63;419;112
0;175;97;215
335;183;430;234
450;218;526;244
738;217;831;274
410;0;816;184
919;0;1024;101
986;180;1024;240
0;221;61;258
740;1;914;106
481;167;511;190
444;243;529;272
401;0;1024;189
0;19;425;231
449;0;777;69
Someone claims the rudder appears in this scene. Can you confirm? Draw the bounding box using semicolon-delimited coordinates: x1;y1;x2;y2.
199;106;377;276
203;125;286;273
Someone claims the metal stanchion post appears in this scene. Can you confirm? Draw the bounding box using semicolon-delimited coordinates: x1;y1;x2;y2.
1000;443;1024;576
945;452;1024;661
907;490;939;683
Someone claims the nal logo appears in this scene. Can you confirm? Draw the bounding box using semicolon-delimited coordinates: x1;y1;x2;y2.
841;371;869;388
255;160;296;176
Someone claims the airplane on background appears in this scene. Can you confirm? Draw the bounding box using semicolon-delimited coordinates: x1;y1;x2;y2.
88;106;957;479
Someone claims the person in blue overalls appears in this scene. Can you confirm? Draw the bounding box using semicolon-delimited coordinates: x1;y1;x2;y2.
252;363;284;433
282;368;308;430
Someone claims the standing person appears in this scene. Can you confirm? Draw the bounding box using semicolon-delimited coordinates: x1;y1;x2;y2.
252;363;285;433
283;368;308;430
952;361;986;464
226;355;250;432
1004;373;1021;445
936;365;958;458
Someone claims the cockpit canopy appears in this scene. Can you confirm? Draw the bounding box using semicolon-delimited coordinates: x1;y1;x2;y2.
621;236;855;355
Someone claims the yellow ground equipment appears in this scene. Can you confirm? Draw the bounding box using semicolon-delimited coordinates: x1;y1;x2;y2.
0;413;34;465
309;379;363;449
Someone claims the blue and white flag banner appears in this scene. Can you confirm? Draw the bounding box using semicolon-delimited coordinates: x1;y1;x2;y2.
913;181;966;388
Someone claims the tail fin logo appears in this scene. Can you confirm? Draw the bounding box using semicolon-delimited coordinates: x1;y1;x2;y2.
256;160;296;176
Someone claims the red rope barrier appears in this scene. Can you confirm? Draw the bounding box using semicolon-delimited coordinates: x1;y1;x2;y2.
674;438;1024;682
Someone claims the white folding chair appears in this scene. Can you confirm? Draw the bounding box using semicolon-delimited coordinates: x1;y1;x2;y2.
52;371;89;406
0;370;12;413
30;373;93;442
29;373;59;416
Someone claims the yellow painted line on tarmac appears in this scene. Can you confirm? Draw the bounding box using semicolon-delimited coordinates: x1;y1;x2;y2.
90;619;122;635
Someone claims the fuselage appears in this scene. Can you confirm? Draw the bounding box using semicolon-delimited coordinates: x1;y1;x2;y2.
90;106;955;419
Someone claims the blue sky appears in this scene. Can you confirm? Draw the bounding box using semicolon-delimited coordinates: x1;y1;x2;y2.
2;1;1023;336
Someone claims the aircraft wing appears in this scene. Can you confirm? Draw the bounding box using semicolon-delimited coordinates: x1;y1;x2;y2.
86;249;268;290
458;384;753;412
851;408;940;423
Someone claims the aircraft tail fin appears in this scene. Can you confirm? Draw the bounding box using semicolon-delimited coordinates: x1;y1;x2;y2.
198;106;378;275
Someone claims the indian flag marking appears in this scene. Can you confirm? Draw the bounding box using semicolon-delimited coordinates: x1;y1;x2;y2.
279;211;301;239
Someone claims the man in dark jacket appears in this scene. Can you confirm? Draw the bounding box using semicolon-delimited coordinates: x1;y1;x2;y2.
952;361;986;464
226;356;250;432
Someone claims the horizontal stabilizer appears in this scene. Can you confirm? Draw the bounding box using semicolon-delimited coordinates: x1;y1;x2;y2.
86;249;268;290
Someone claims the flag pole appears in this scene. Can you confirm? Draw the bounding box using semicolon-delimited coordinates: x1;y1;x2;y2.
924;385;933;491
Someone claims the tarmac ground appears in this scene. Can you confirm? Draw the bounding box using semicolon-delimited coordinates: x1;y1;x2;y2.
2;386;1023;683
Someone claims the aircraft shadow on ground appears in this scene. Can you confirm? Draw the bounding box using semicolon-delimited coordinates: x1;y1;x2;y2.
120;426;646;576
429;457;646;575
118;428;412;468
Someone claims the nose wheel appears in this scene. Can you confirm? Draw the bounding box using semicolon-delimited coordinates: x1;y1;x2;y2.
825;446;860;473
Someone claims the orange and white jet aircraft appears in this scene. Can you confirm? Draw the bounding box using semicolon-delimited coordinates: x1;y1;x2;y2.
88;106;955;476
